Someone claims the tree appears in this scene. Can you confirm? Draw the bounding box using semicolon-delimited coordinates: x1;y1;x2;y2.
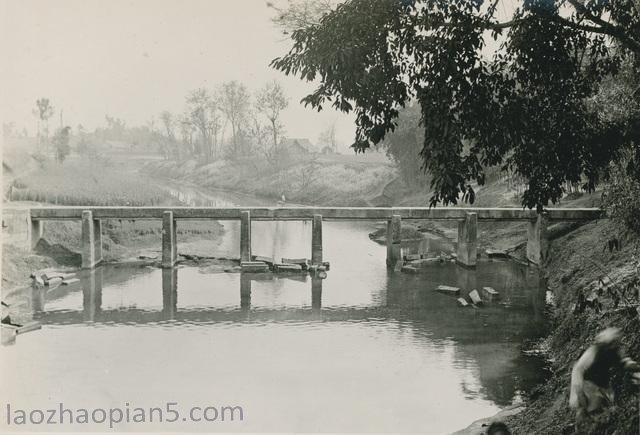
317;123;338;153
255;80;289;158
220;81;251;157
52;126;71;163
380;103;430;188
271;0;640;210
33;98;54;153
185;88;223;162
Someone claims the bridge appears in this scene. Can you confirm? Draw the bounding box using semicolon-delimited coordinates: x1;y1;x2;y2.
27;206;603;269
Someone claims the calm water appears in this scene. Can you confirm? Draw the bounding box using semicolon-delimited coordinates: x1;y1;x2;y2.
1;186;549;433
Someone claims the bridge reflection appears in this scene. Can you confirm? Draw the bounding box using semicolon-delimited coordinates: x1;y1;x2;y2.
26;263;548;410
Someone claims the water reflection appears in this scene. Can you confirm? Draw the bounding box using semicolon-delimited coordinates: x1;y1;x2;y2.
162;268;178;320
7;213;551;433
81;268;103;322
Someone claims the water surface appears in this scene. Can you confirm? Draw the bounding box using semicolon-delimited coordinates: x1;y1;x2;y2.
1;187;549;433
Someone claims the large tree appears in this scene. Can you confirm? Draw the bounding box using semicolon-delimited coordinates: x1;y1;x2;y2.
272;0;640;209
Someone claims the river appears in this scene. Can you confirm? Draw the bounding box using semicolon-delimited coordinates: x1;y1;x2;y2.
1;183;550;433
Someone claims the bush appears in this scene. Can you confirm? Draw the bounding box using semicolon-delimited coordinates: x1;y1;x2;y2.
602;151;640;233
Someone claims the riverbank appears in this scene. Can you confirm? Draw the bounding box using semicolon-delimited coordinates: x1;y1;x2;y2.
501;219;640;434
141;154;400;206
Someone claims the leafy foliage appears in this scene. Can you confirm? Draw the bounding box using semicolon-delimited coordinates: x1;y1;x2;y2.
271;0;640;210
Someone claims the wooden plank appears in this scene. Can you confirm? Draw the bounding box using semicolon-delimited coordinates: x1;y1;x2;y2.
26;206;603;222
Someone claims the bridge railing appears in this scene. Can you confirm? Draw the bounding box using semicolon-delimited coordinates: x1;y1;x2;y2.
26;206;603;269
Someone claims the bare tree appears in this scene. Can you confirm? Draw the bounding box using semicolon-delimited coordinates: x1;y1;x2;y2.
255;80;288;159
219;81;250;157
267;0;337;34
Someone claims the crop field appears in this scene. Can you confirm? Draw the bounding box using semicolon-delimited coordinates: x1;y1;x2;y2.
9;161;171;206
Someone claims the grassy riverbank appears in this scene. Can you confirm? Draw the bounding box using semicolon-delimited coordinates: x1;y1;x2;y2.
142;153;399;206
503;220;640;434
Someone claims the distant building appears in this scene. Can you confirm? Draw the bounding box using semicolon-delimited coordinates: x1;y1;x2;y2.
281;138;317;154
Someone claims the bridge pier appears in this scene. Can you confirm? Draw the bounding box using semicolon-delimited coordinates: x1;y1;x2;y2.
386;215;402;267
162;211;177;268
28;217;43;250
81;211;102;269
311;214;323;265
526;213;549;265
457;212;478;268
240;210;252;262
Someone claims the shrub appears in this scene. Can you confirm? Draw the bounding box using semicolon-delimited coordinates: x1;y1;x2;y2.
602;150;640;233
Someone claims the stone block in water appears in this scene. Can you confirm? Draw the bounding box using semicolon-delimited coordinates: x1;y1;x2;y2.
404;253;421;261
274;263;303;273
252;255;275;266
485;249;509;259
468;289;483;305
457;297;469;307
436;285;460;296
401;265;419;274
241;261;270;273
282;258;310;270
482;286;500;301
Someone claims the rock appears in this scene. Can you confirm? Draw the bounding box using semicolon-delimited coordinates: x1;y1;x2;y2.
436;285;460;296
469;289;483;305
273;263;303;273
486;249;509;259
62;278;80;285
252;255;275;266
322;261;330;270
282;258;309;269
32;276;45;287
401;265;419;274
409;258;441;267
241;261;270;273
457;297;469;307
317;271;328;279
482;286;500;301
44;276;63;286
317;265;327;272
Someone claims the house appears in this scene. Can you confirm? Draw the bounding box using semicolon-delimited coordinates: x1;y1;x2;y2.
281;138;317;154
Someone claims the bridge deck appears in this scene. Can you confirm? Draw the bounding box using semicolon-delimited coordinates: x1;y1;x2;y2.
28;206;603;221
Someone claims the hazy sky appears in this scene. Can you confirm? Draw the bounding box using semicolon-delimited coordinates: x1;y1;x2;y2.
1;0;356;148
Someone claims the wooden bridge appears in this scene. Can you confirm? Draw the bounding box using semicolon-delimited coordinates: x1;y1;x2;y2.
27;206;603;269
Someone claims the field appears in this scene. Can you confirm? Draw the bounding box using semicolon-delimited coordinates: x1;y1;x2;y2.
9;160;170;206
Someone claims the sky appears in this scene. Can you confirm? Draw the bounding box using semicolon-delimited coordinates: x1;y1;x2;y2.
1;0;356;149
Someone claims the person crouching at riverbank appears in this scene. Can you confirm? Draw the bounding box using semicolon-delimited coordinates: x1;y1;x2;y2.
569;327;640;429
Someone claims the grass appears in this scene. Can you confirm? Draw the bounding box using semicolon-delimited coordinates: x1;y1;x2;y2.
10;160;171;206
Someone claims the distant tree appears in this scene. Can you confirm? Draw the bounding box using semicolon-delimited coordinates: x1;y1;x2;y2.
52;126;71;163
268;0;337;34
272;0;640;210
255;80;289;158
33;98;54;153
220;81;251;157
185;88;223;162
317;123;338;153
380;103;430;188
